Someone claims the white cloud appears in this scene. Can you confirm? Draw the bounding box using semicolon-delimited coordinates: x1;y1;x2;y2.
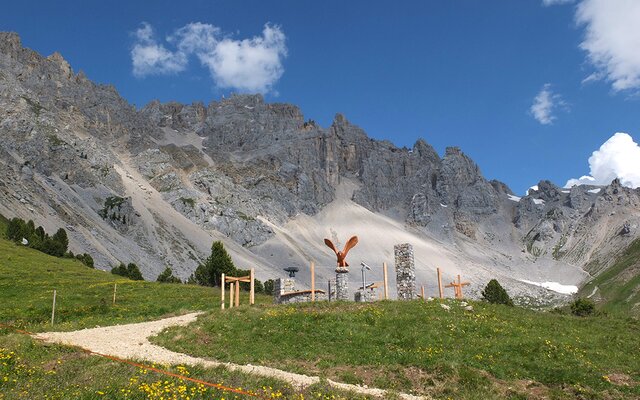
576;0;640;92
565;132;640;188
542;0;574;6
131;22;287;94
131;23;187;77
530;84;566;125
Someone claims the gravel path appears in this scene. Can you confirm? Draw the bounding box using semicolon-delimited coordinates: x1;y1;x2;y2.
36;313;427;400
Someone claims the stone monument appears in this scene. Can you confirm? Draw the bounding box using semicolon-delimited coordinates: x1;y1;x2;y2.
394;243;416;300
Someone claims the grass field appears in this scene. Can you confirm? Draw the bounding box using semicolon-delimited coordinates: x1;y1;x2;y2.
0;236;374;399
0;238;245;332
154;300;640;399
2;213;639;399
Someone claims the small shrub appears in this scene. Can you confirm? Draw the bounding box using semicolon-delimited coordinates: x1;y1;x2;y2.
570;298;595;317
481;279;514;306
263;279;275;296
157;267;182;283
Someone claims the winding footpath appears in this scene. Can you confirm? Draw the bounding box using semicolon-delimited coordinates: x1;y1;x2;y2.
36;313;427;400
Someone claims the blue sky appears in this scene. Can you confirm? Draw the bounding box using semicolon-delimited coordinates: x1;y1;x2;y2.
2;0;639;194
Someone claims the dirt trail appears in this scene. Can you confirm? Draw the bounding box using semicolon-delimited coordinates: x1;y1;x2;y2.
36;313;427;400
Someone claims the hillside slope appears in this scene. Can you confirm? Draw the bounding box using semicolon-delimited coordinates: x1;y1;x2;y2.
579;239;640;316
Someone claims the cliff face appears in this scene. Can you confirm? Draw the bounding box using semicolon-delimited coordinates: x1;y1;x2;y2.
1;32;639;304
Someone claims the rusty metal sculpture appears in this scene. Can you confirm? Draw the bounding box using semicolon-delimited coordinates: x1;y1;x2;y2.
324;236;358;267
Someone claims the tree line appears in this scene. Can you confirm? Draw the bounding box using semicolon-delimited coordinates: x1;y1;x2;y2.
6;217;94;268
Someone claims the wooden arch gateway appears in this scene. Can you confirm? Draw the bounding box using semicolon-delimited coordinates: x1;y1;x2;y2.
220;269;255;309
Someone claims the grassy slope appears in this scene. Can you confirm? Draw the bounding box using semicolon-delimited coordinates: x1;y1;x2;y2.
155;301;640;399
0;238;232;332
579;239;640;316
1;236;373;399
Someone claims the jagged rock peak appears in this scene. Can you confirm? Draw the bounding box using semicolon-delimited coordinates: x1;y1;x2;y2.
0;32;22;56
413;138;440;162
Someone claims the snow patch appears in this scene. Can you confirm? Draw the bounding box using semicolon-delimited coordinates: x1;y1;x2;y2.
507;194;521;202
440;203;448;208
532;198;545;205
520;279;578;294
588;188;601;194
527;185;539;195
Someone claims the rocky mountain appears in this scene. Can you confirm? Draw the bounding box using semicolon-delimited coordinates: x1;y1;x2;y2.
1;32;639;306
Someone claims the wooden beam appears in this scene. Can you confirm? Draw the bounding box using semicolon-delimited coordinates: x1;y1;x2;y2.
437;267;444;299
221;273;225;310
235;278;240;307
249;269;255;306
310;262;315;302
421;285;425;300
383;262;389;300
229;282;234;308
225;276;251;283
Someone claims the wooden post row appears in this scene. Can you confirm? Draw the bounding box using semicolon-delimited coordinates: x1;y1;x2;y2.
235;279;240;307
383;262;389;300
51;289;57;326
221;273;225;310
311;262;315;302
250;268;255;305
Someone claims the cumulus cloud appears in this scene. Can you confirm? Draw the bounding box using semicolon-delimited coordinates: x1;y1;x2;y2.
530;84;566;125
131;23;187;77
576;0;640;92
565;132;640;188
131;22;287;93
542;0;574;6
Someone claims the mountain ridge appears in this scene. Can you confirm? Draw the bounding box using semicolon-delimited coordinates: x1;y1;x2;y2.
1;32;638;306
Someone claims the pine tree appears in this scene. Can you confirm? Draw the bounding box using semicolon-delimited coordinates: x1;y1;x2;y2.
126;263;144;281
156;267;181;283
481;279;514;306
195;241;236;286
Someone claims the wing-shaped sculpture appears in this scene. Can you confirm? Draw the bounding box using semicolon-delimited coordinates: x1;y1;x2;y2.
324;236;359;268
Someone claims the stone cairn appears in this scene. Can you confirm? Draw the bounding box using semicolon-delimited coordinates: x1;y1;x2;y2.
394;243;416;300
335;267;349;301
273;278;296;303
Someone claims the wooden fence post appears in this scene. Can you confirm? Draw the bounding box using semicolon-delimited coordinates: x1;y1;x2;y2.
235;279;240;307
311;262;315;302
250;269;255;305
51;289;57;326
437;267;444;299
113;283;117;305
383;262;389;300
221;273;225;310
421;285;425;300
229;282;234;308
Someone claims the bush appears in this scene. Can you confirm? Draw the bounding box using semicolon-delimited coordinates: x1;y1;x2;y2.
253;278;264;293
76;253;94;268
263;279;275;296
481;279;514;306
157;267;182;283
111;262;143;280
570;298;595;317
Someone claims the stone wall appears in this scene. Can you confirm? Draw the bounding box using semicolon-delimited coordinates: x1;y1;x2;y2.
279;291;328;304
273;277;327;304
394;243;416;300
